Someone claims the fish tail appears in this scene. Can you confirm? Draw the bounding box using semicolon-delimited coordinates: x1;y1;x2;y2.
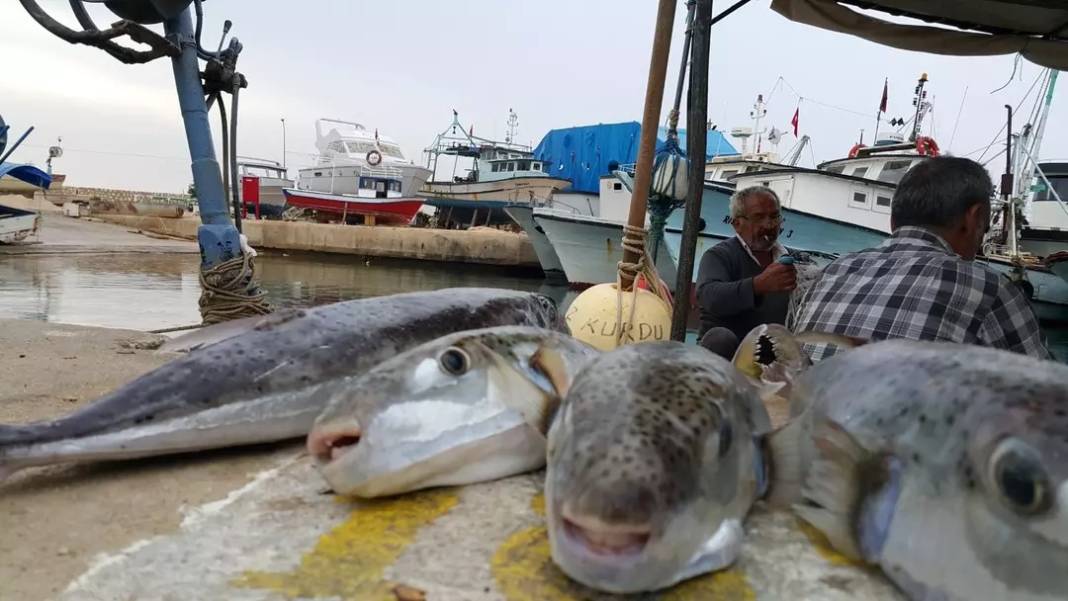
0;424;38;482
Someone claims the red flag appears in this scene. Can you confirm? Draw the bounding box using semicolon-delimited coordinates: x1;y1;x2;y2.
790;107;799;136
879;78;888;113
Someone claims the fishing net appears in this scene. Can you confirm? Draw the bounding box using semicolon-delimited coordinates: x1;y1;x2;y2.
785;253;825;331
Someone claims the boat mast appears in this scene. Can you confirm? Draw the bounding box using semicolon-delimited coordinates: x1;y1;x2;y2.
505;109;519;145
751;94;767;154
909;73;929;142
1017;69;1059;217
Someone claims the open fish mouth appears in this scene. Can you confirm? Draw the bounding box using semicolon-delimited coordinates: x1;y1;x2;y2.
559;511;652;559
307;421;362;464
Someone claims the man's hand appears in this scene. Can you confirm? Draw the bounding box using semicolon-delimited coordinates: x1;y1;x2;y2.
753;262;797;295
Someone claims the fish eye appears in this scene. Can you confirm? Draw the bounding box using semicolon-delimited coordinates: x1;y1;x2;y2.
990;438;1052;516
438;347;470;376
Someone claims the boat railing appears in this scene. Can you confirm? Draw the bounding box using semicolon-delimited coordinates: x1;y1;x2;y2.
358;165;404;179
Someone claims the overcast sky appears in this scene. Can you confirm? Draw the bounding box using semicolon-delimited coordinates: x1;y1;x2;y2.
2;0;1063;193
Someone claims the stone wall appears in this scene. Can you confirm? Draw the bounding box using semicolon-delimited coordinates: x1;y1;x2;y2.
96;215;541;268
63;186;191;204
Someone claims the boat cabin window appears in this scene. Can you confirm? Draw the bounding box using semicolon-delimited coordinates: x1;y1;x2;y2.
329;141;347;153
506;162;515;172
851;192;868;206
825;164;845;174
720;169;738;178
345;141;377;154
1035;177;1068;202
613;182;623;191
876;195;892;208
876;160;913;184
517;160;530;171
851;167;869;178
532;162;542;171
379;143;405;159
745;166;759;172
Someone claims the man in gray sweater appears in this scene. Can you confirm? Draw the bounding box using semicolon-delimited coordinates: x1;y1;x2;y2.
695;185;797;358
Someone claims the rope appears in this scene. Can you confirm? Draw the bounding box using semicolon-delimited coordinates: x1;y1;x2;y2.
614;224;674;346
197;251;272;325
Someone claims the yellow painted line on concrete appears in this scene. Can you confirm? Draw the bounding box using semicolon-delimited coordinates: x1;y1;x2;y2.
796;519;868;569
232;488;458;600
491;492;756;600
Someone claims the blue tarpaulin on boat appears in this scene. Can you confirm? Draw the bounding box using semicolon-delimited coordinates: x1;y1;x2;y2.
0;162;52;189
532;122;738;194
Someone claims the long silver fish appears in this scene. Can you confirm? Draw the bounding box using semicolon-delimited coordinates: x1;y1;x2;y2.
308;326;598;498
545;342;772;594
0;288;562;481
767;340;1068;601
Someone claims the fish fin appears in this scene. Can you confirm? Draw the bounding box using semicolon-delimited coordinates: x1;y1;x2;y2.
764;416;805;508
792;419;872;561
793;331;868;350
530;345;574;398
670;519;745;585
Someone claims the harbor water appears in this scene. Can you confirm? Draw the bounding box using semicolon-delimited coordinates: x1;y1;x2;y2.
1;249;1064;362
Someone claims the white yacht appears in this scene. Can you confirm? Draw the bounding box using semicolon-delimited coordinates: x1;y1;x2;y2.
297;118;431;198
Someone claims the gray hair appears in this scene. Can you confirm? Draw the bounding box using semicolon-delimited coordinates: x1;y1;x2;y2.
729;185;780;219
891;157;993;228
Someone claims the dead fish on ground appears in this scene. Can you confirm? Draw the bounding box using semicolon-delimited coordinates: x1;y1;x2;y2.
767;340;1068;601
732;323;864;402
545;341;772;594
309;326;598;498
0;288;562;482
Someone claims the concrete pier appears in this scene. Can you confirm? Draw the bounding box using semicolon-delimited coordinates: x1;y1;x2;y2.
96;214;542;268
0;317;906;601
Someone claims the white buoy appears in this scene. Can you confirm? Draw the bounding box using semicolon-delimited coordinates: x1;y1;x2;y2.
564;282;673;351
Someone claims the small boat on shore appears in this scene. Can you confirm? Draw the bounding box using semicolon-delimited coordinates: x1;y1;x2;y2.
283;166;424;225
238;156;292;219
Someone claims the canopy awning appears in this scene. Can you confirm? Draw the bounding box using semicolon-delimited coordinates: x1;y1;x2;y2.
0;162;53;189
770;0;1068;70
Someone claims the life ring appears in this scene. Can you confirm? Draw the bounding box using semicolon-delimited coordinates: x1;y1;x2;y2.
916;136;940;156
366;150;382;166
847;143;865;159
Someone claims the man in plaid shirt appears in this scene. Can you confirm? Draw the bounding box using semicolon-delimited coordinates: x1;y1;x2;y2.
794;156;1051;361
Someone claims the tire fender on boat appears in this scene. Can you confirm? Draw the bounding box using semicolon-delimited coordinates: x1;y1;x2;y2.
367;150;382;166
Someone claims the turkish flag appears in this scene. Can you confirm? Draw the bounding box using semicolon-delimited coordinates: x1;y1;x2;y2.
879;78;888;113
791;107;799;136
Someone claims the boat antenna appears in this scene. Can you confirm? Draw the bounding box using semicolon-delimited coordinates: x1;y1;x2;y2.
505;109;519;145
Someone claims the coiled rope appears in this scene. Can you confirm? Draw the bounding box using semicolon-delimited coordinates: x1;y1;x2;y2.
197;251;272;325
614;224;675;346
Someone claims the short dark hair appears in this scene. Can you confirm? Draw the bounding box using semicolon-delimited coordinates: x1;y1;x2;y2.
891;156;993;228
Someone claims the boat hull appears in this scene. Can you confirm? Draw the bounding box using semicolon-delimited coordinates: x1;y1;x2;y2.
419;176;571;204
1019;226;1068;259
503;205;566;282
0;202;40;244
281;189;423;225
298;163;431;198
532;210;678;289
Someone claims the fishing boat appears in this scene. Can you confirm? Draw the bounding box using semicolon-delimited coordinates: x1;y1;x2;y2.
238;156;292;219
1020;160;1068;258
282;165;423;225
419;110;572;228
297;118;431;198
0;162;49;243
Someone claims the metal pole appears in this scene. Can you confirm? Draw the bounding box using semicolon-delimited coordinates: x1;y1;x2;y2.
162;7;242;266
619;0;678;292
281;117;286;169
671;0;712;342
1003;104;1017;257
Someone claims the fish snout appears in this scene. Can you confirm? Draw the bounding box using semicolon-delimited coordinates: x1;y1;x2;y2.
307;419;362;464
562;514;651;557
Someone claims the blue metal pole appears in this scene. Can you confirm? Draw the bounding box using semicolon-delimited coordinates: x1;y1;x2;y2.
162;7;242;268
